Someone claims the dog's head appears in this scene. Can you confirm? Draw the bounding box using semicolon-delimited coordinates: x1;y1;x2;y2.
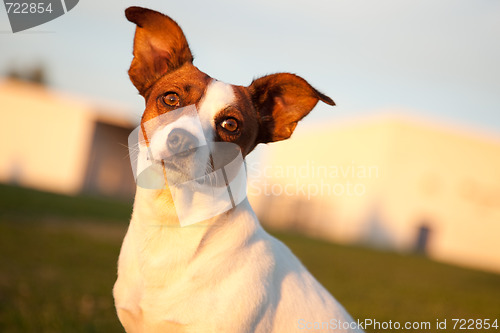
126;6;334;185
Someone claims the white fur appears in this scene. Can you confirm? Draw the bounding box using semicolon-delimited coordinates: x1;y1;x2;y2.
198;79;236;132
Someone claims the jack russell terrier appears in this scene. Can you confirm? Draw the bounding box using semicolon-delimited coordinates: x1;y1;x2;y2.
114;6;363;333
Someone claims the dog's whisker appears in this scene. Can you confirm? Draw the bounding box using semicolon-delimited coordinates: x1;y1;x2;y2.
122;141;144;160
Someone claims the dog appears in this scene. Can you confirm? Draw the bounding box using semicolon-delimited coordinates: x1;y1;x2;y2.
114;6;363;333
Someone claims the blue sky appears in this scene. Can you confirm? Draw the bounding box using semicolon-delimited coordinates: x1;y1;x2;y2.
1;0;499;136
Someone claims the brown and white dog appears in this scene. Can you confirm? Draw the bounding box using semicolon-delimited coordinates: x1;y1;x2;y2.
114;6;362;333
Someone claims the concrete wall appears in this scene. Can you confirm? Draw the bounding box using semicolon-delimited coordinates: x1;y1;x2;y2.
249;116;500;274
0;80;137;199
0;80;94;195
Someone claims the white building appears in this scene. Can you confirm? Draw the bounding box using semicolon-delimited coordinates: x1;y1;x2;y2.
249;115;500;274
0;79;137;200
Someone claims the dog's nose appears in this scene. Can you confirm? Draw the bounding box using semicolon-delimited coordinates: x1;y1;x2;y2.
167;128;199;155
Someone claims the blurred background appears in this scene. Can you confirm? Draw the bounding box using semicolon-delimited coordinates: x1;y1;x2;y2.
1;0;499;332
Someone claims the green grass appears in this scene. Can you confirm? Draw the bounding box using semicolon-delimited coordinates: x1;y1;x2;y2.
0;220;124;333
0;184;499;332
277;233;500;327
0;183;132;222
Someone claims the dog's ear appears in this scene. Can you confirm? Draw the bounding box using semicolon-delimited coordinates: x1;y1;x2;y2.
249;73;335;143
125;7;193;96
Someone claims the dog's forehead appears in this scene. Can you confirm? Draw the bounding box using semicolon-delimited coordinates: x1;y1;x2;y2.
198;80;236;126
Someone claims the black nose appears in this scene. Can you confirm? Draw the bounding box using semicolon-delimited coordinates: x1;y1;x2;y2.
167;128;199;155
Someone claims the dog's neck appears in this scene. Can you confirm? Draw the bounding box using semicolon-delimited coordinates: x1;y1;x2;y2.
131;187;178;226
128;186;257;286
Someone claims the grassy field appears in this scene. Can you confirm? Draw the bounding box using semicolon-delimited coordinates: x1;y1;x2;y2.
1;183;499;332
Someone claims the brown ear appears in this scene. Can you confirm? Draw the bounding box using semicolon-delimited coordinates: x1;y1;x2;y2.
249;73;335;143
125;7;193;96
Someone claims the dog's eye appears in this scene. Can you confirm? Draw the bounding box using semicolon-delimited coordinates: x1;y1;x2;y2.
220;118;238;132
161;92;180;107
